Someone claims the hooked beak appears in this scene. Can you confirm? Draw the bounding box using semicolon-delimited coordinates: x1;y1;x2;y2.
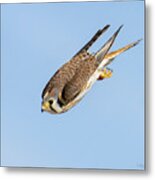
41;101;50;112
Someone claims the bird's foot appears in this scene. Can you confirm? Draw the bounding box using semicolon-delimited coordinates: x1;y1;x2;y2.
98;67;113;80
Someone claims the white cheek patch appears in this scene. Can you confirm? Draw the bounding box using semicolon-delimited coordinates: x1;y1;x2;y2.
52;99;63;113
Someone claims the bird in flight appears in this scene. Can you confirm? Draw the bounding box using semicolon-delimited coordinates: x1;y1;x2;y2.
41;25;141;114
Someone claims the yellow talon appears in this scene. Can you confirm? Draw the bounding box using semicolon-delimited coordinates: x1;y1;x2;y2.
98;68;113;80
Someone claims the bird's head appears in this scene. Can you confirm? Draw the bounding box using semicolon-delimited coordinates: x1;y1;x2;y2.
41;88;62;114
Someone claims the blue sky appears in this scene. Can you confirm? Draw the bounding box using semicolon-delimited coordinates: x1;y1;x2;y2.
1;1;144;169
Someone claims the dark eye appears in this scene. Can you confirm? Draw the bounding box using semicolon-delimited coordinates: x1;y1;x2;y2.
49;99;53;105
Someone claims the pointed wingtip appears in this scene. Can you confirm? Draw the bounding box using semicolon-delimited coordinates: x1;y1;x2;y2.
120;24;124;29
95;25;124;63
104;24;110;29
114;25;123;36
100;24;110;33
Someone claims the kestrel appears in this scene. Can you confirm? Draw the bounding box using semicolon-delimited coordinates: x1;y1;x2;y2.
41;25;141;114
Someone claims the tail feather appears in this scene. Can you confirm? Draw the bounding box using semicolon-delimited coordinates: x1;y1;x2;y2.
103;39;142;66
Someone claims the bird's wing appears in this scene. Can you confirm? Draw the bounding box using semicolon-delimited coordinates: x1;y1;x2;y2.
95;25;123;64
74;25;110;56
42;25;110;99
41;51;94;99
61;56;97;104
60;27;124;104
